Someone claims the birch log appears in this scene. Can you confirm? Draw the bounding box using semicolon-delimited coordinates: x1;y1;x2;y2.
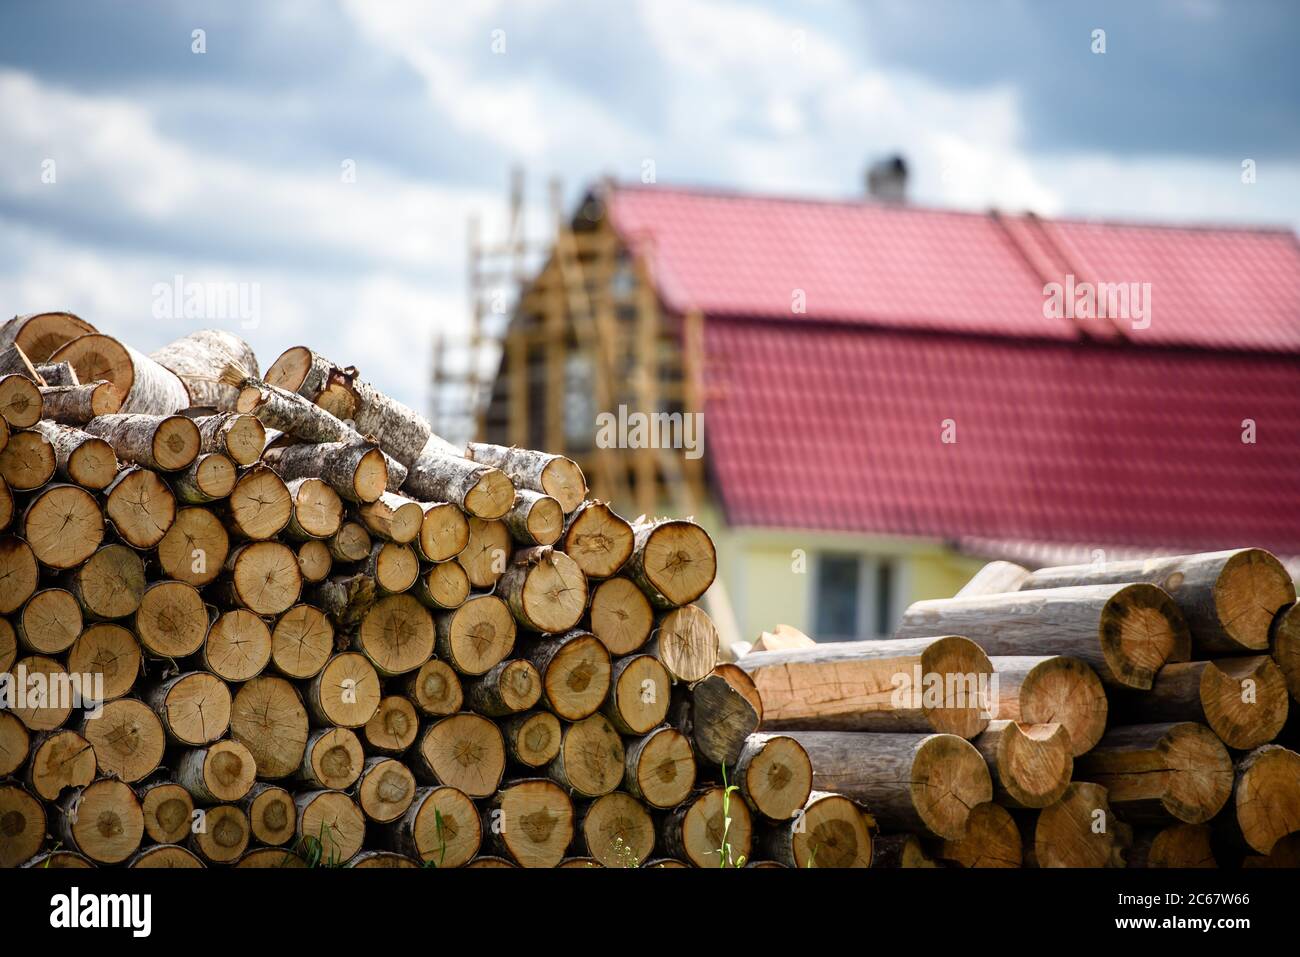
151;329;260;411
52;334;189;414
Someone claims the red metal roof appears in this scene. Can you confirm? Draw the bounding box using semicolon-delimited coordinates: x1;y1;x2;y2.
602;184;1300;551
606;184;1300;351
702;320;1300;552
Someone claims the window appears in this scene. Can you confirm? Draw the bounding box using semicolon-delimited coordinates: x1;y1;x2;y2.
812;553;899;641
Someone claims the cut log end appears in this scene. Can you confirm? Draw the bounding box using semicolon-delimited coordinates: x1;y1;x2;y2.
1033;781;1132;868
938;801;1022;868
589;576;654;655
1214;548;1295;651
564;502;634;579
1234;745;1300;855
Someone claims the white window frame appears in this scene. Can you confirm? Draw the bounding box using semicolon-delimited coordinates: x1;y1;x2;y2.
810;552;902;641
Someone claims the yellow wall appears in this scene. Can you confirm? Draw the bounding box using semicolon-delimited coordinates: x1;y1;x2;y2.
700;510;983;644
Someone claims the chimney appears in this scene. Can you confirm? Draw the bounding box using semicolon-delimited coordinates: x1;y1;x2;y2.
866;154;908;203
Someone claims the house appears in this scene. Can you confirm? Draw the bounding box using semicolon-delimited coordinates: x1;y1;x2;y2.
476;173;1300;648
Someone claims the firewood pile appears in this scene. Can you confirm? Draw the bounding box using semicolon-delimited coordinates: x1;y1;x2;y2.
0;311;848;869
738;549;1300;867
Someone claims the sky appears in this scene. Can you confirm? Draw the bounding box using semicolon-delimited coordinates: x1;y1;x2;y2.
1;0;1296;414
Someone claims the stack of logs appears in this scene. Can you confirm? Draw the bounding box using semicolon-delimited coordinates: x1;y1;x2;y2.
738;548;1300;867
0;312;852;869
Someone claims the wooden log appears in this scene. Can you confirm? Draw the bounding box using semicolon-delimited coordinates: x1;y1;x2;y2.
1272;602;1300;704
897;583;1188;690
414;713;505;798
134;579;208;658
526;630;611;720
1128;823;1217;868
193;411;264;466
25;729;96;800
0;710;30;777
362;696;419;754
145;672;231;746
870;833;939;868
987;655;1107;756
575;791;654;867
455;517;511;588
262;440;388;503
189;803;251;864
414;500;468;562
403;658;463;717
0;428;56;489
353;593;434;676
230;367;365;445
481;778;576;868
235;847;305;868
0;312;96;362
547;713;625;798
465;659;542;717
973;720;1073;809
413;560;470;610
306;653;382;728
0;343;40;379
137;779;195;845
562;500;634;579
103;466;176;548
0;784;46;867
738;634;994;738
310;572;376;630
177;738;257;804
1027;781;1131;868
1112;656;1288;751
0;536;41;614
955;559;1032;597
347;851;419;868
328;519;372;561
783;731;992;840
387;785;480;866
623;726;696;809
588;576;654;656
266;346;435;467
498;545;588;634
0;470;9;530
220;464;291;539
202;608;271;682
33;361;78;386
67;622;140;701
626;518;717;608
1019;548;1295;655
0;373;43;427
435;594;517;677
354;756;417;824
603;653;671;735
130;844;204;868
363;541;419;595
229;676;310;779
221;541;301;616
16;587;83;654
157;505;229;588
465;441;586;513
151;329;260;411
937;801;1022;868
296;539;332;583
648;604;719;683
60;543;146;620
283;476;343;540
23;850;96;868
53;334;190;413
690;670;761;767
297;727;364;791
405;440;514;520
172;452;236;504
504;489;564;547
22;483;103;570
1075;722;1233;824
1242;832;1300;867
358;491;423;544
32;421;118;489
658;786;754;868
56;778;144;865
0;616;14;672
37;381;121;425
7;654;72;730
78;699;165;783
1229;744;1300;854
734;733;813;822
501;710;562;769
269;605;335;681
